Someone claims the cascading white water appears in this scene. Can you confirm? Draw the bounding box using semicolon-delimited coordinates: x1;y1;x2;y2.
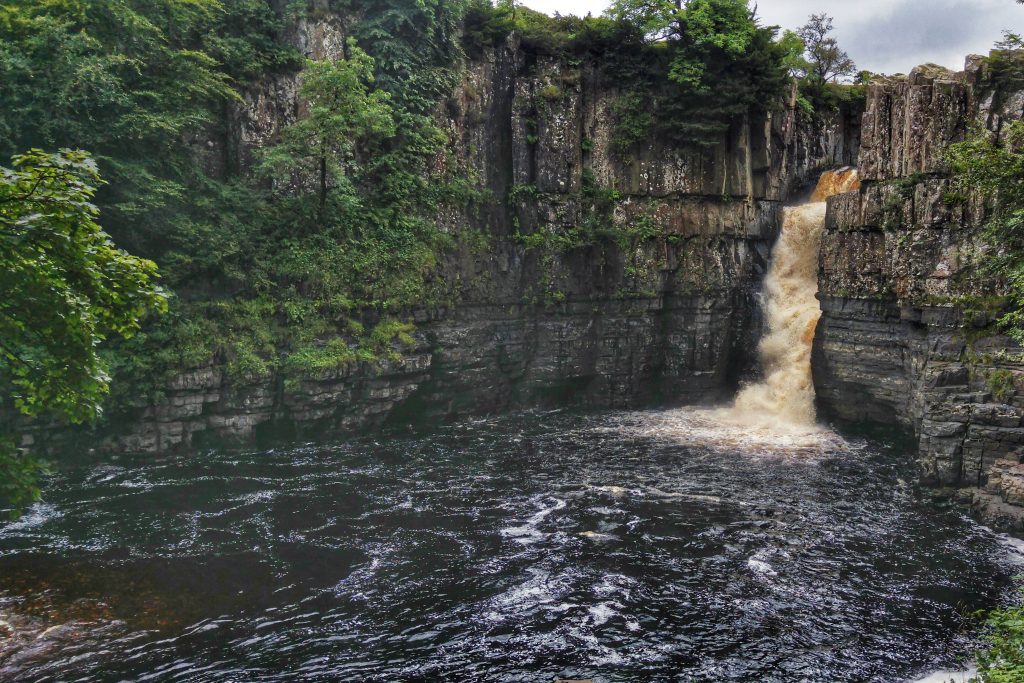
730;201;828;426
720;168;861;432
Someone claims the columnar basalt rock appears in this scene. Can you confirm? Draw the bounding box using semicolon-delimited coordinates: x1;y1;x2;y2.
22;24;858;456
813;60;1024;527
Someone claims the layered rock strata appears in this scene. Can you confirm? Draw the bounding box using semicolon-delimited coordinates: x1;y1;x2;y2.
813;60;1024;526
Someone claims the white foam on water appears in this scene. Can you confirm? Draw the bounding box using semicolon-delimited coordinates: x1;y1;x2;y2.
747;558;778;577
587;602;618;627
617;407;850;456
0;502;62;534
500;496;567;545
911;667;977;683
998;533;1024;566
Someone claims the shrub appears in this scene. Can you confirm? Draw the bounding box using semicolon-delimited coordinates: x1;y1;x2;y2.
971;588;1024;683
987;370;1018;403
538;83;563;101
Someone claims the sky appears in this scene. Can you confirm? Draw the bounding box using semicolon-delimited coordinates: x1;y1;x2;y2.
519;0;1024;75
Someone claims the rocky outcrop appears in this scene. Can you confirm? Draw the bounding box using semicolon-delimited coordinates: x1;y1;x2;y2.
813;59;1024;527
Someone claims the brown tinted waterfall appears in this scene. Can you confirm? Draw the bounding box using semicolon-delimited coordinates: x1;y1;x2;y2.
725;168;861;431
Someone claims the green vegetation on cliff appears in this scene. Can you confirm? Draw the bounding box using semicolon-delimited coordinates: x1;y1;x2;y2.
1;0;475;419
948;35;1024;340
0;0;816;423
469;0;797;145
0;0;853;498
605;0;792;143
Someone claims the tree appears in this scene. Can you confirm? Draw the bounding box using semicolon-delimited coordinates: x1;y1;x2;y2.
260;39;396;219
0;0;293;287
0;149;167;513
778;29;810;78
605;0;681;41
604;0;791;144
666;0;759;91
797;13;856;83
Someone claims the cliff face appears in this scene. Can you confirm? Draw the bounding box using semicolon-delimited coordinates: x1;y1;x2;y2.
813;60;1024;525
33;24;855;455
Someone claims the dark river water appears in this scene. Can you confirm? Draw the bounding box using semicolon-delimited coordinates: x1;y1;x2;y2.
0;409;1021;682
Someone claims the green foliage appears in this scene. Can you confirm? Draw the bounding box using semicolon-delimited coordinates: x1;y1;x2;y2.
538;83;564;101
987;369;1018;403
778;29;809;77
284;339;372;382
796;13;856;84
476;1;794;147
0;150;167;422
465;1;648;60
792;14;863;118
983;32;1024;113
260;42;396;214
462;0;516;55
786;14;862;118
509;183;541;203
667;0;758;89
202;0;303;82
971;588;1024;683
881;193;907;232
606;0;678;41
0;149;166;512
604;0;792;145
515;175;671;302
0;0;256;274
283;318;416;385
948;120;1024;339
612;91;656;154
799;80;866;119
0;437;49;518
0;0;815;452
0;0;476;417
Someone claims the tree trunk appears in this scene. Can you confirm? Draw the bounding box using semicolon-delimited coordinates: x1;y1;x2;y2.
319;155;327;218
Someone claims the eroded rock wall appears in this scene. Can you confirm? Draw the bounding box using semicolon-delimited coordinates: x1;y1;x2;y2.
27;28;857;455
813;61;1024;525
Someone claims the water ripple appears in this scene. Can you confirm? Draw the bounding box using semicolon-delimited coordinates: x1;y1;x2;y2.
0;409;1015;682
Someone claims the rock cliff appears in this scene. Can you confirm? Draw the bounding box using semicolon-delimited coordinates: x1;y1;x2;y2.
813;59;1024;526
23;24;856;455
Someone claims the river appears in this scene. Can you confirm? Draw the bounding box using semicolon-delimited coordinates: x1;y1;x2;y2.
0;409;1021;681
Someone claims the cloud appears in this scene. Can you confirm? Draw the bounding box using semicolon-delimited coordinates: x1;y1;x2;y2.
520;0;1024;74
757;0;1023;74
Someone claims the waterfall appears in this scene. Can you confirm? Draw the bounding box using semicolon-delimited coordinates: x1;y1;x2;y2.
723;168;861;432
615;168;861;451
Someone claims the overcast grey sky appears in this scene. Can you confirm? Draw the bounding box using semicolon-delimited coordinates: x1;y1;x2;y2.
520;0;1024;74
